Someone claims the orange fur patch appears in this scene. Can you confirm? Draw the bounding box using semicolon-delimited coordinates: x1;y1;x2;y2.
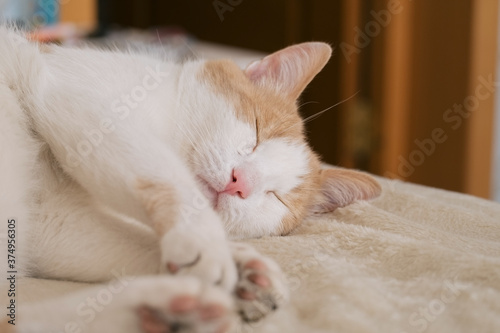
245;43;332;101
136;179;179;236
278;151;322;235
200;60;304;141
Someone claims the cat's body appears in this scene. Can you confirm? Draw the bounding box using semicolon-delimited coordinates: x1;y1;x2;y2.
0;28;380;332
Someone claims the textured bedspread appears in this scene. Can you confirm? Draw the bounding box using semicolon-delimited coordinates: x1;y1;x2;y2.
5;177;500;332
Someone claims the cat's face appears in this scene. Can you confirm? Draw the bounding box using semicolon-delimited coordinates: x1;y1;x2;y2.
177;43;381;239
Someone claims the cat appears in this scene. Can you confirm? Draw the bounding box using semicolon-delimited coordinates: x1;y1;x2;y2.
0;27;381;333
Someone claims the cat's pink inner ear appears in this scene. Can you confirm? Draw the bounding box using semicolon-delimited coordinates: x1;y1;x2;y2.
244;42;332;100
309;169;382;214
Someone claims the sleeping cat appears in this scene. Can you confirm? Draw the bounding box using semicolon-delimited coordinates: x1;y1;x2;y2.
0;27;381;333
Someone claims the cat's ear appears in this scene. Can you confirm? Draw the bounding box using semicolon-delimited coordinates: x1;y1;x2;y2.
309;168;381;214
244;42;332;100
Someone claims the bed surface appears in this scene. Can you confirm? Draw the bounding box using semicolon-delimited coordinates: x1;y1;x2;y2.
7;176;500;332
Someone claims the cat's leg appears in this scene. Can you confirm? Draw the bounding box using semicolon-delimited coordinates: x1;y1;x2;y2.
29;154;223;285
229;242;289;322
10;276;234;333
134;179;237;289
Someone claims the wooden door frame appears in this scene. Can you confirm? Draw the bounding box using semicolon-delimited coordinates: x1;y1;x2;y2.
464;0;499;197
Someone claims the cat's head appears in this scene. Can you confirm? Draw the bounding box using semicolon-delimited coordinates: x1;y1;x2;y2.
177;42;381;239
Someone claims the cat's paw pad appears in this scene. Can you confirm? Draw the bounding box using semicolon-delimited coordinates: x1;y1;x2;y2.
137;288;233;333
231;244;289;322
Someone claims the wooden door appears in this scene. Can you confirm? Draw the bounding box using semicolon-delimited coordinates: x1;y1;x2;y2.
372;0;498;198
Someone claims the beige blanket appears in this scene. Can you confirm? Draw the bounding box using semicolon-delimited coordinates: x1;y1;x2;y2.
5;177;500;332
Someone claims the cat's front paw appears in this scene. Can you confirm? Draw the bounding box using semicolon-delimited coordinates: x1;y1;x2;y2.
159;221;238;292
230;243;289;322
137;285;233;333
85;276;235;333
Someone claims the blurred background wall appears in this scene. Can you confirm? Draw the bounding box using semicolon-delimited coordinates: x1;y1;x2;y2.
2;0;499;201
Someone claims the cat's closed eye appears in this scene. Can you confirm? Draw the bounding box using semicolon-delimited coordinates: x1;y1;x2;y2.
237;118;259;156
237;141;257;156
254;118;260;148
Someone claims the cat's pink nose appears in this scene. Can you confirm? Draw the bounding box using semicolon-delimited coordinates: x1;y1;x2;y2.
222;169;252;199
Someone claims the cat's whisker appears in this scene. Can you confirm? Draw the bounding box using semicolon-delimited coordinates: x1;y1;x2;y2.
155;29;162;46
155;29;171;61
302;91;360;124
174;125;205;158
297;100;320;109
277;92;360;135
176;33;200;60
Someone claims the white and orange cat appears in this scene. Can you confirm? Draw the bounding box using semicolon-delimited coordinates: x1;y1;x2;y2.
0;27;380;333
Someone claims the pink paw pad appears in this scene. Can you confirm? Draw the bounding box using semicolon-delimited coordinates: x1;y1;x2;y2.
244;259;268;271
166;262;180;274
248;273;271;287
200;304;227;321
236;287;257;300
243;260;271;289
169;295;199;313
137;306;170;333
138;295;230;333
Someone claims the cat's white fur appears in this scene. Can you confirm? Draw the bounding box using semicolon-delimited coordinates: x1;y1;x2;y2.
0;27;381;332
